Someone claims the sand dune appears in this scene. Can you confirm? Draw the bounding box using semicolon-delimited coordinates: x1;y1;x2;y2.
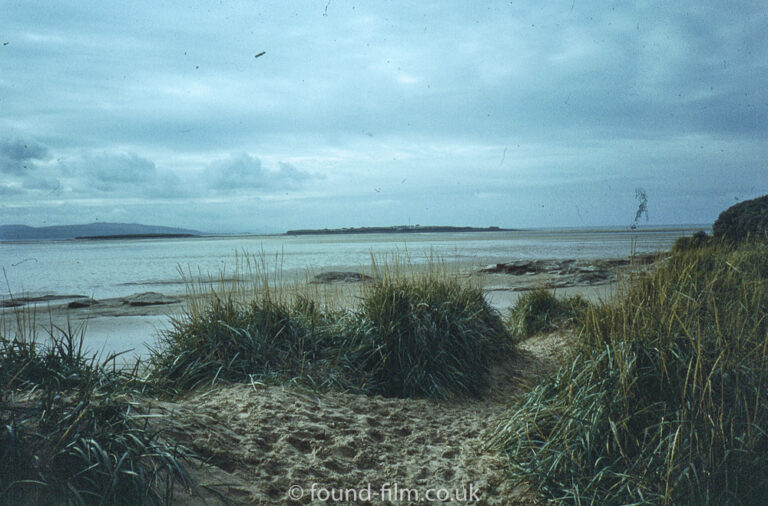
156;333;564;504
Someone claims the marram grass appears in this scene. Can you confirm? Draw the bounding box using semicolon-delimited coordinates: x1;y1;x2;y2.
0;320;193;505
341;260;512;399
147;254;513;400
491;241;768;504
508;287;589;339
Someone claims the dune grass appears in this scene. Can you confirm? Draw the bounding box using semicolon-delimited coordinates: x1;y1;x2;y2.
147;254;513;400
339;258;511;399
492;240;768;504
0;319;193;505
507;288;589;339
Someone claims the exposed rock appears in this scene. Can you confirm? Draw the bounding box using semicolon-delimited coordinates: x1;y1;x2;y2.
310;272;374;284
0;294;88;308
479;255;664;293
68;298;99;309
122;292;182;306
481;256;658;277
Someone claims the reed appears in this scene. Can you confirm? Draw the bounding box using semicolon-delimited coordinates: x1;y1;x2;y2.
491;241;768;504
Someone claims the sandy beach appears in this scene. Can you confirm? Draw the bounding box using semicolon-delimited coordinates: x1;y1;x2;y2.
0;255;649;353
1;255;657;504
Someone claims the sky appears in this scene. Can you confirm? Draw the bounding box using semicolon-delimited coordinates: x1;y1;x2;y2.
1;1;766;233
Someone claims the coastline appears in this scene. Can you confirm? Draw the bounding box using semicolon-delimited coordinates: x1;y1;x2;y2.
1;251;664;504
1;254;658;361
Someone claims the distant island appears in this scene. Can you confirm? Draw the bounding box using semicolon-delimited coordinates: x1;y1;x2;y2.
285;225;514;236
0;223;203;241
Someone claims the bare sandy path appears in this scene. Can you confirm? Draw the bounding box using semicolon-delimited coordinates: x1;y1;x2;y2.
157;337;559;505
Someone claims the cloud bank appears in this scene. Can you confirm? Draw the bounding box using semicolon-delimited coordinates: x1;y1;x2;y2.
1;1;765;232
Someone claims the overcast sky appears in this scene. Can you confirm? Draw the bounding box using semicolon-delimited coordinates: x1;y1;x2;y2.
1;1;766;233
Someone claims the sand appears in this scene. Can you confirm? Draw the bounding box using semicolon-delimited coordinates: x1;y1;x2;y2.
1;257;656;504
153;333;562;505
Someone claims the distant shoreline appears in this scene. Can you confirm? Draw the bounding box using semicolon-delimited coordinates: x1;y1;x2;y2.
75;233;198;240
285;225;516;236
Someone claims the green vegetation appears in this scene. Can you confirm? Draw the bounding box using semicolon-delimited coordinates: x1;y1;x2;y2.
713;193;768;244
671;229;713;253
148;258;512;400
0;323;192;505
13;232;767;504
343;267;510;399
492;241;768;504
508;288;588;338
147;295;329;393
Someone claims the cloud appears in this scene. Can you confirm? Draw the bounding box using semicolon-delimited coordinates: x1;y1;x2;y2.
1;1;765;231
59;152;184;198
204;153;320;192
0;139;49;175
21;176;60;191
0;184;23;196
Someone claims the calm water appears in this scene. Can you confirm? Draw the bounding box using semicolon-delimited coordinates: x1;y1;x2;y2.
1;226;706;303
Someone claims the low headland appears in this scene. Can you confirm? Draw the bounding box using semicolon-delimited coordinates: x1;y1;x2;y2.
2;197;768;504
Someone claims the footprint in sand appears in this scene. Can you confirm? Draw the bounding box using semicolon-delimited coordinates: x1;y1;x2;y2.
367;428;385;442
285;435;312;453
336;443;357;459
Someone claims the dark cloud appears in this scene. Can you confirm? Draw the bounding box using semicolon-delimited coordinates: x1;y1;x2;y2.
76;153;158;184
0;139;50;175
205;154;319;192
58;152;185;198
1;1;765;231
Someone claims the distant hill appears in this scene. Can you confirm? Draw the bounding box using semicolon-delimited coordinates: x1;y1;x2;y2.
0;222;203;241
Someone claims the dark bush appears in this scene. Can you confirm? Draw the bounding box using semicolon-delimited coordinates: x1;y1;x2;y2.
671;230;713;253
1;327;192;504
508;288;588;338
148;296;326;393
713;194;768;244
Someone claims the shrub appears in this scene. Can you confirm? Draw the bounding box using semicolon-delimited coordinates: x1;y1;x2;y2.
148;258;514;401
1;324;192;504
713;193;768;244
492;242;768;504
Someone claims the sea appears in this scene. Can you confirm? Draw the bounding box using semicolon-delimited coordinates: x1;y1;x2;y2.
1;226;707;304
0;225;708;359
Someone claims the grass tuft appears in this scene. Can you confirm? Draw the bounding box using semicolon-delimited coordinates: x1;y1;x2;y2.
492;241;768;504
0;320;193;505
340;263;512;399
147;255;513;400
508;288;588;338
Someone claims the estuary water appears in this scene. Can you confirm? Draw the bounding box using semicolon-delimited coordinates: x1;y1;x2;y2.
1;226;706;304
